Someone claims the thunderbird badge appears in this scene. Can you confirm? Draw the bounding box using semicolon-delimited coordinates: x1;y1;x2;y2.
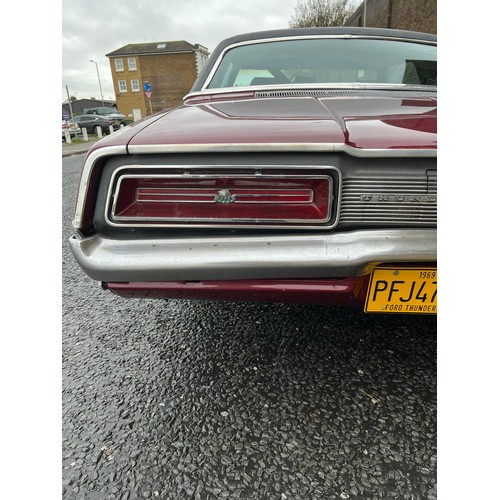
215;189;237;204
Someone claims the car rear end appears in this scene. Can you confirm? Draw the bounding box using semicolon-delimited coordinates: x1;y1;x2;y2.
69;28;437;314
70;129;436;313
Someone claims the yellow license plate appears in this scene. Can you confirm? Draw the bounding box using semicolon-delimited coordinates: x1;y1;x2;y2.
365;268;437;314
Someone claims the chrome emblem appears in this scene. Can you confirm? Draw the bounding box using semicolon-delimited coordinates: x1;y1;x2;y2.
360;194;436;203
215;189;237;204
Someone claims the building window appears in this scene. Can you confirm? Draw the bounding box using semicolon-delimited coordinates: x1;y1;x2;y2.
118;80;127;92
131;79;140;92
115;58;124;72
128;58;137;70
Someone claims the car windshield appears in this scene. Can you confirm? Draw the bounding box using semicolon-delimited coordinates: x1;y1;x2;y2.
206;38;437;89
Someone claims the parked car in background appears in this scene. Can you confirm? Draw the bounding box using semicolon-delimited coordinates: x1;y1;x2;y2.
69;27;437;314
84;106;126;124
71;114;121;135
62;120;81;141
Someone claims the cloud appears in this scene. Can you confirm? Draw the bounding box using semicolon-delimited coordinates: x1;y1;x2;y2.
62;0;299;101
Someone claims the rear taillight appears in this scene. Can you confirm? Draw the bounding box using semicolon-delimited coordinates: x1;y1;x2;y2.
107;168;338;228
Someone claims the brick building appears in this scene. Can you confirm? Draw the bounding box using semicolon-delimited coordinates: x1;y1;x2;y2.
106;41;210;121
345;0;436;34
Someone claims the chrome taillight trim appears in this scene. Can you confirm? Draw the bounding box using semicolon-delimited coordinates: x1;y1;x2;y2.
72;145;127;232
105;165;341;229
72;147;436;235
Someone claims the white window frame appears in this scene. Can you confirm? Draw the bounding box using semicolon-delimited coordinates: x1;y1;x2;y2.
118;80;127;92
115;58;124;72
131;79;140;92
128;58;137;71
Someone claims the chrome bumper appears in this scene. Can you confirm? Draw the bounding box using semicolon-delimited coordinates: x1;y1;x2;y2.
69;229;436;282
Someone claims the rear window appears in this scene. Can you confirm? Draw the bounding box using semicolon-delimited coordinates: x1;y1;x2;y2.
85;107;117;115
207;38;437;89
96;107;117;114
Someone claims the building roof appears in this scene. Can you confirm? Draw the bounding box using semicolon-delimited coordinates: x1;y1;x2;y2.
106;41;209;57
62;98;115;106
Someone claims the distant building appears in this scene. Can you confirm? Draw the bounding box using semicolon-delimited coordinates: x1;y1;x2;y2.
106;40;210;121
62;98;116;118
345;0;436;35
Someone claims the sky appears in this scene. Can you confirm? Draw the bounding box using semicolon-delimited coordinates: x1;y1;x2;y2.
62;0;332;103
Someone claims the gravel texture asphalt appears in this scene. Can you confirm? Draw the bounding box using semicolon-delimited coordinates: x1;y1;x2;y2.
63;154;437;500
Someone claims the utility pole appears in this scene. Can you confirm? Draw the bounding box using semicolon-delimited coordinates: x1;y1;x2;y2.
66;85;74;120
363;0;367;27
90;59;105;107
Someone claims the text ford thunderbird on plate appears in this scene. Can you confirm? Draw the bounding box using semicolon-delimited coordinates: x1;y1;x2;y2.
69;27;437;314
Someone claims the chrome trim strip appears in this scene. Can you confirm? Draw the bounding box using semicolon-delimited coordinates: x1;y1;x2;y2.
127;143;437;157
344;146;437;158
128;143;339;153
106;166;338;229
72;145;127;231
134;187;314;204
196;34;436;94
69;228;437;282
186;83;436;101
254;88;437;99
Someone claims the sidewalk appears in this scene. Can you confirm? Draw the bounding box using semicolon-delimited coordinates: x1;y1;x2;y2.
62;137;100;158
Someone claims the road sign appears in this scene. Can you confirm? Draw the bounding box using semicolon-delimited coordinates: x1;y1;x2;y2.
145;91;152;99
143;81;152;92
62;110;70;120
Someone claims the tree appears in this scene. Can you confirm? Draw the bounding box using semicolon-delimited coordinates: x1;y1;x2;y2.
289;0;357;28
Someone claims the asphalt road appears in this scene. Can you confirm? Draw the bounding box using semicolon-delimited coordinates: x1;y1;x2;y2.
62;154;437;499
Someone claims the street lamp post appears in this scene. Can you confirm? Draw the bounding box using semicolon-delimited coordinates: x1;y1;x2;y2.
90;59;105;107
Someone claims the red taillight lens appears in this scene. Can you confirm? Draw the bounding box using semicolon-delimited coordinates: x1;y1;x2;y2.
108;170;335;227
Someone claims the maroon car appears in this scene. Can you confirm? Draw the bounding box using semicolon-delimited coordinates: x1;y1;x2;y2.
70;27;437;314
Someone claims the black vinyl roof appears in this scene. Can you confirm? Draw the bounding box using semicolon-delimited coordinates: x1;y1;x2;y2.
190;27;436;93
